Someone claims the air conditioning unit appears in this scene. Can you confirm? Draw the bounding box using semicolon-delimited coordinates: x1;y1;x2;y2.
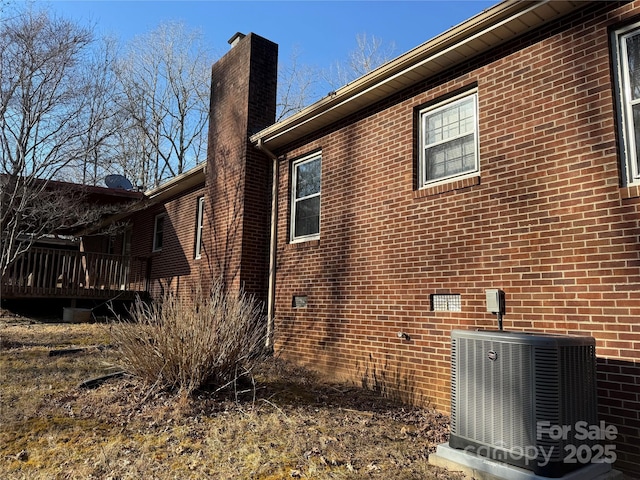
450;329;598;477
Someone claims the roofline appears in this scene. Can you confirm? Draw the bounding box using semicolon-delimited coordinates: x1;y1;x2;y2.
250;0;590;150
0;174;145;200
144;162;206;204
79;163;206;236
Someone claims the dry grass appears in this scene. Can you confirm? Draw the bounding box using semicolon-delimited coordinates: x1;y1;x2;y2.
0;314;463;480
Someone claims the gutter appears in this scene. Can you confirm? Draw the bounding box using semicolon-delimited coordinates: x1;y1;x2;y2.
256;138;279;350
250;0;586;150
144;163;206;204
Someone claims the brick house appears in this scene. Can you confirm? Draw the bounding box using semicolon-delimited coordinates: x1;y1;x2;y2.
97;1;640;474
98;164;207;300
98;32;277;302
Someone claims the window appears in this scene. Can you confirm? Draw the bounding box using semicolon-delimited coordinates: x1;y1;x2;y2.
152;214;166;252
122;227;132;257
613;23;640;185
291;153;321;242
419;92;478;187
107;235;115;255
194;197;204;259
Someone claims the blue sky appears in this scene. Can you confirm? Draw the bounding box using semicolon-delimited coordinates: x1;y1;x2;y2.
48;1;496;72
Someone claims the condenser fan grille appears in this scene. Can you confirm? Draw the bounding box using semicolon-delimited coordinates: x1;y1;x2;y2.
452;337;535;450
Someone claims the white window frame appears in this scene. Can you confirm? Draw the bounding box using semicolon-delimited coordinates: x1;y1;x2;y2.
152;213;166;252
613;22;640;186
418;91;479;188
290;153;321;243
194;196;204;259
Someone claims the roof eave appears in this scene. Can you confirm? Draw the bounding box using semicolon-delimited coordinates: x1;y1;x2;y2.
144;162;206;204
79;163;206;237
250;0;590;151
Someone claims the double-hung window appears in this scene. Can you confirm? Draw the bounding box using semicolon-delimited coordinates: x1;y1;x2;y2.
419;91;479;187
152;213;166;252
291;153;321;242
194;196;205;259
613;23;640;186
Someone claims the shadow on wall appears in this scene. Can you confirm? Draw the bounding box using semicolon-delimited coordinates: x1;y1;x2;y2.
596;357;640;477
147;208;193;298
274;315;429;407
356;353;428;407
202;112;246;296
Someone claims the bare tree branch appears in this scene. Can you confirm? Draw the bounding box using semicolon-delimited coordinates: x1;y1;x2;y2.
0;5;121;275
324;33;395;90
276;46;320;121
114;21;212;190
278;34;396;120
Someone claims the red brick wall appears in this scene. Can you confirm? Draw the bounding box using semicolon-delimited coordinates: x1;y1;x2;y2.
271;2;640;473
204;33;277;301
127;184;206;298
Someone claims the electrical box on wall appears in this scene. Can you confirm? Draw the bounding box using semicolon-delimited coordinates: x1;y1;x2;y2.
485;289;505;314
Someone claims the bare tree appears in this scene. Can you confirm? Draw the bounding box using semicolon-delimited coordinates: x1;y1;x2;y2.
108;122;154;191
0;5;117;275
349;33;396;77
276;46;321;121
114;21;213;190
324;33;396;91
278;33;396;120
78;36;123;186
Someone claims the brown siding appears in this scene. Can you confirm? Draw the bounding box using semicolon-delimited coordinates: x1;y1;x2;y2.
272;2;640;474
127;184;206;298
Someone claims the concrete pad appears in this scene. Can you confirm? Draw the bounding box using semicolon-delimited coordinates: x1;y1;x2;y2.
429;443;623;480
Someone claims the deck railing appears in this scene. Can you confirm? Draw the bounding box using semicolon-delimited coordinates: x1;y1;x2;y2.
1;247;149;299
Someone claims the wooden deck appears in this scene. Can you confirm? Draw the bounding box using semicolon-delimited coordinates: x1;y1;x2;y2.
1;247;149;300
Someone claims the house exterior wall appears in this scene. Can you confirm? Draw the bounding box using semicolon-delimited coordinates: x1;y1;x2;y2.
127;184;206;298
271;2;640;474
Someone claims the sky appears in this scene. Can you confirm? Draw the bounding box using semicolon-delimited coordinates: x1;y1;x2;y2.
46;0;497;75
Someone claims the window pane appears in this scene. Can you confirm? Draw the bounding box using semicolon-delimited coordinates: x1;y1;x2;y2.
296;158;321;198
294;196;320;237
426;133;475;181
426;96;475;144
154;216;164;250
617;25;640;185
626;32;640;101
195;198;204;258
634;104;640;177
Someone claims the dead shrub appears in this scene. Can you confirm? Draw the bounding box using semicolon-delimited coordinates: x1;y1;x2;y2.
110;282;267;395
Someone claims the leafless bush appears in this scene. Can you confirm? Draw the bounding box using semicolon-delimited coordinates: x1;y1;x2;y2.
110;282;267;395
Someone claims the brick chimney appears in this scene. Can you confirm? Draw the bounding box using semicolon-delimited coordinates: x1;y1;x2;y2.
203;32;278;301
